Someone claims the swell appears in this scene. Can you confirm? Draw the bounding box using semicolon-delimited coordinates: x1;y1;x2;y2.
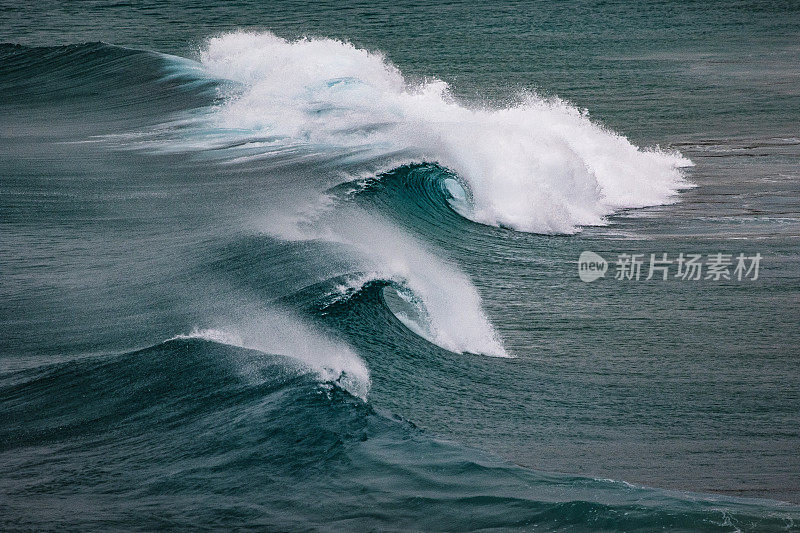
0;43;216;135
1;338;798;531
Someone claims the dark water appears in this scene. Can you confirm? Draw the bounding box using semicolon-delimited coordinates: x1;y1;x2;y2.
2;1;799;530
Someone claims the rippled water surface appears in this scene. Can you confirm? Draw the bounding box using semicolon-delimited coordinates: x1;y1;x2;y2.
2;1;799;530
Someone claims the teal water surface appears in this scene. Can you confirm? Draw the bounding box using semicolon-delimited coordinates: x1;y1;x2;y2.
1;1;799;530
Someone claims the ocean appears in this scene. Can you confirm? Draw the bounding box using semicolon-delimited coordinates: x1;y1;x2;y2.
1;1;799;530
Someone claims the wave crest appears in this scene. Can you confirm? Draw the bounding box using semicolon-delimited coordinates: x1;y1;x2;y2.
198;31;693;233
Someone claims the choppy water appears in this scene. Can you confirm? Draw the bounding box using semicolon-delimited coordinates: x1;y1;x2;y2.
2;1;799;530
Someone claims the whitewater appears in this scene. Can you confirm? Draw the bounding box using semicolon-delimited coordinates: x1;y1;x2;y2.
188;31;694;234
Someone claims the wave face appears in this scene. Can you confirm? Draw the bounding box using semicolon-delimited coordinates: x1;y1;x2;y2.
191;31;692;234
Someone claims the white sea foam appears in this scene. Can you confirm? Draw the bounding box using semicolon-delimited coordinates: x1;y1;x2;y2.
169;312;371;400
198;31;693;234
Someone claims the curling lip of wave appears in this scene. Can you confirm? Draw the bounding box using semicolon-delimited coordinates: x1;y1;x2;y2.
261;206;510;358
191;31;693;234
